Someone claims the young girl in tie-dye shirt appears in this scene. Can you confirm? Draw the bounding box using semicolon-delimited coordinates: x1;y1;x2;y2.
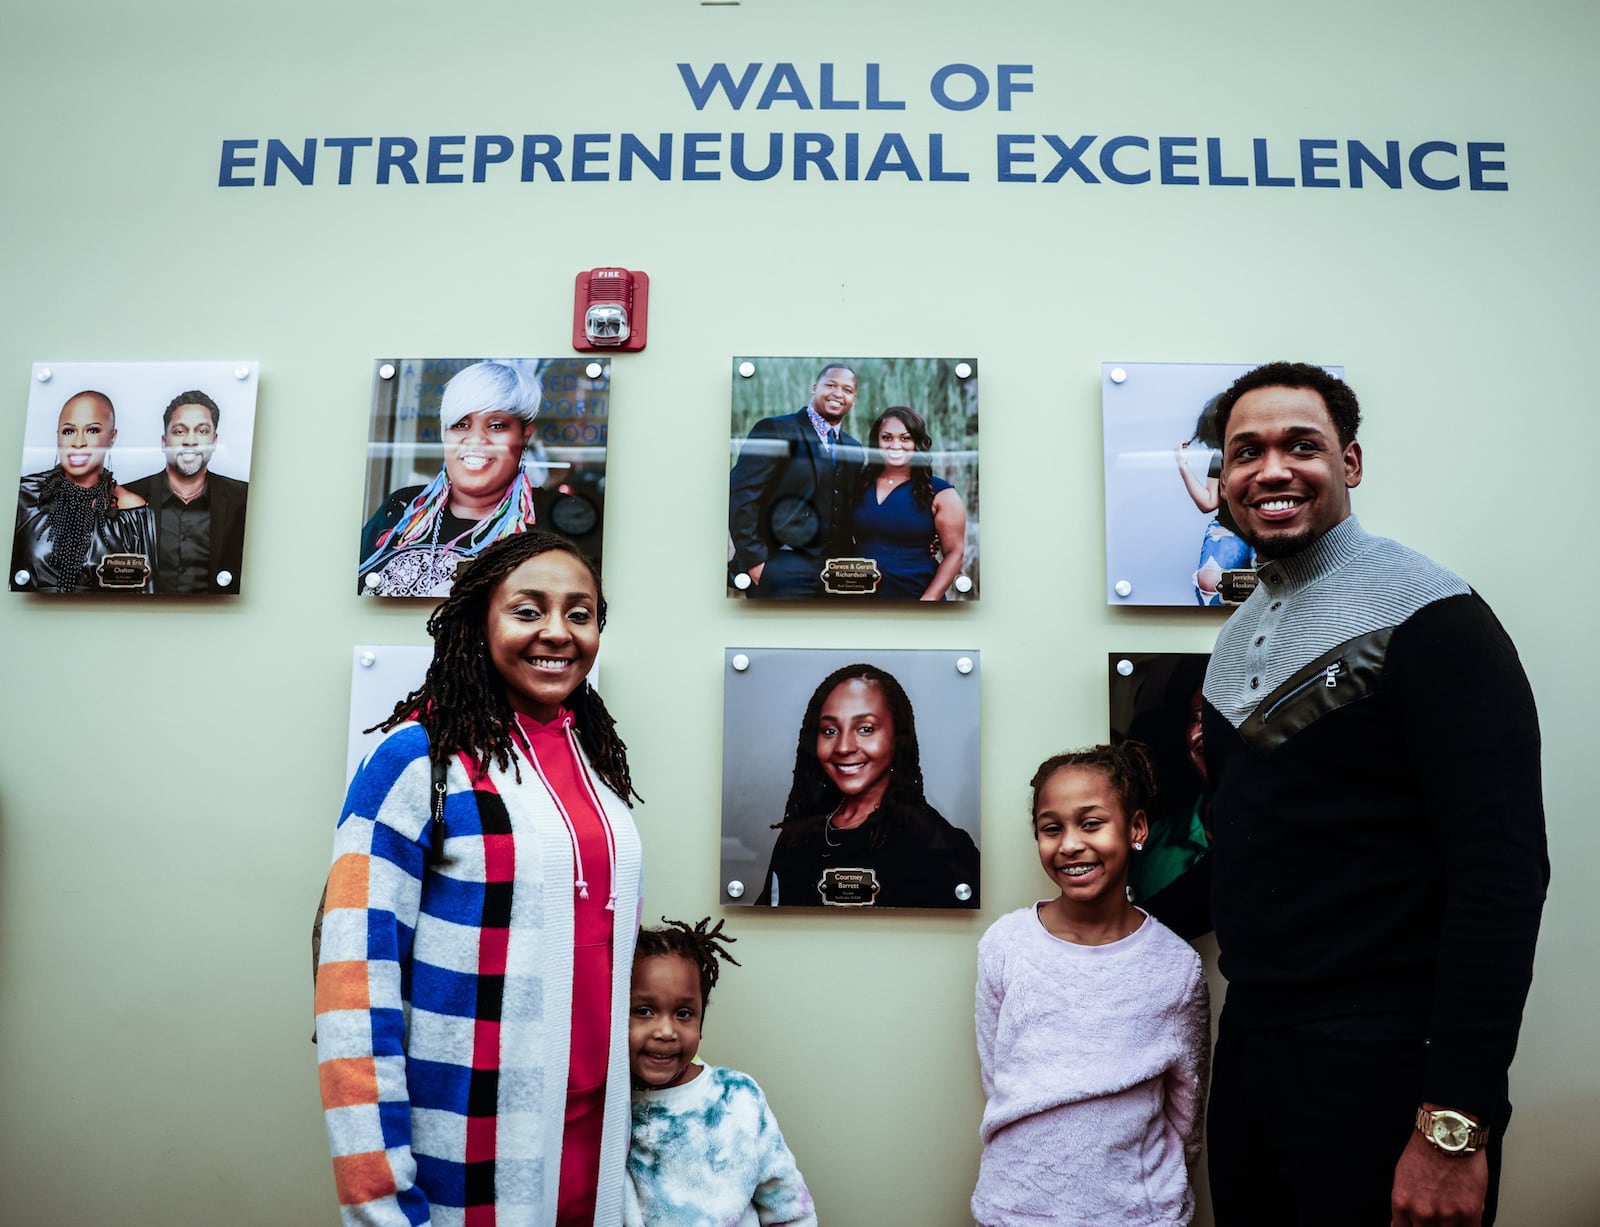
624;918;817;1227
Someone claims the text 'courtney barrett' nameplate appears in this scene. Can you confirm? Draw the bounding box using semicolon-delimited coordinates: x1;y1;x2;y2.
818;866;881;906
821;557;881;595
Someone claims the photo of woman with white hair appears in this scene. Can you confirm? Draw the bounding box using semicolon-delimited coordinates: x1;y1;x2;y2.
359;357;608;598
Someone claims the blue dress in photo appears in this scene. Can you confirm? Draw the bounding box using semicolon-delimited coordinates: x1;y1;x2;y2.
853;475;953;599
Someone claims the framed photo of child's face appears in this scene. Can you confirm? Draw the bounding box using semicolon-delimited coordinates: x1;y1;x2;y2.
1101;361;1345;608
358;357;610;598
1108;651;1212;918
721;647;981;911
726;356;979;602
11;359;259;596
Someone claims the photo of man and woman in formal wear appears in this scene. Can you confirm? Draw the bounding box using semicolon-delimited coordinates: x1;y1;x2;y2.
11;360;258;596
1101;361;1342;608
727;356;980;601
358;357;609;598
720;647;981;911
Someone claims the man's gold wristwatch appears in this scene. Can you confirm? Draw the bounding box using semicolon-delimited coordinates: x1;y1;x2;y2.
1415;1107;1490;1155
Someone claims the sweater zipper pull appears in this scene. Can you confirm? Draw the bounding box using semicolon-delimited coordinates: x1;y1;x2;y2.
1325;662;1341;688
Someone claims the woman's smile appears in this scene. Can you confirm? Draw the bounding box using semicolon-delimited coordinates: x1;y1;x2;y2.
485;553;601;721
815;678;897;804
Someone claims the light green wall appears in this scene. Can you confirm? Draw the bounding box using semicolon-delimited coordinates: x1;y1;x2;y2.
2;3;1596;1223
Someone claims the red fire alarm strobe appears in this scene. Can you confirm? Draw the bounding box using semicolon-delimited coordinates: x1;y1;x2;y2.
573;267;649;352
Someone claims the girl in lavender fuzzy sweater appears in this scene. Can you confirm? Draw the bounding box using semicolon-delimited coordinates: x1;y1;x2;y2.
973;743;1211;1227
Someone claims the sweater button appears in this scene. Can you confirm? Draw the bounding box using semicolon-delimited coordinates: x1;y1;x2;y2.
1270;601;1282;611
1250;677;1260;689
1254;635;1265;646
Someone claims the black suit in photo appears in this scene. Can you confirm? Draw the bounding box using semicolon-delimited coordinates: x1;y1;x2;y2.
728;410;864;598
124;470;250;594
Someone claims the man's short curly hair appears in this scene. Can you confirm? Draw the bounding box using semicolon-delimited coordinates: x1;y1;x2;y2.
1213;362;1361;449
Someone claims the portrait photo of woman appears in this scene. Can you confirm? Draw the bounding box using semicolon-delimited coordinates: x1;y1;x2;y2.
853;406;970;600
13;389;154;592
720;649;981;911
358;357;609;598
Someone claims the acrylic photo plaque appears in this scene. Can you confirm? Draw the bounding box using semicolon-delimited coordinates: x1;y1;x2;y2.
727;357;979;602
345;644;604;784
1108;651;1212;937
358;357;609;598
1101;361;1344;607
11;360;260;595
721;647;981;910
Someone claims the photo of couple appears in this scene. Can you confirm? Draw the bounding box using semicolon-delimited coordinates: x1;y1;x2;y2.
11;360;257;596
727;356;980;602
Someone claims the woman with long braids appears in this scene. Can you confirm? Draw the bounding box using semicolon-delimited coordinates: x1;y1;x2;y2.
316;531;643;1226
358;360;549;597
11;390;154;592
755;663;979;909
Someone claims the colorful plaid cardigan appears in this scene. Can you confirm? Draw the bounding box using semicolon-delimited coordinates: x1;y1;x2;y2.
316;722;643;1227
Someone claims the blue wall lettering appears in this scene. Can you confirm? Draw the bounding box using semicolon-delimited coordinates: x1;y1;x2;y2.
213;124;1509;192
1410;141;1461;190
677;62;763;109
377;137;419;185
1299;139;1339;188
219;139;259;187
265;138;316;186
1159;137;1199;186
473;135;513;183
1252;138;1295;187
1042;135;1099;184
677;62;906;111
427;135;466;184
1467;142;1508;191
1206;137;1247;187
327;137;374;185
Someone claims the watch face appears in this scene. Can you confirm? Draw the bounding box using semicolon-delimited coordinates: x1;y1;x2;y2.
1430;1115;1471;1151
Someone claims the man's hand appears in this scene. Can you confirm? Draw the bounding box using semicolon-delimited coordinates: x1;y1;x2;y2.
1391;1127;1488;1226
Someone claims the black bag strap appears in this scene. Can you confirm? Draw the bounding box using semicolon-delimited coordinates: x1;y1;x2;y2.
429;753;448;852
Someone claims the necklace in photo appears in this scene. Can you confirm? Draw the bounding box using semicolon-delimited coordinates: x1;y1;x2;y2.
823;811;842;848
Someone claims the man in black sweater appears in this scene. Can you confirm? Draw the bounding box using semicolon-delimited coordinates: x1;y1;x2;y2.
1199;363;1547;1226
